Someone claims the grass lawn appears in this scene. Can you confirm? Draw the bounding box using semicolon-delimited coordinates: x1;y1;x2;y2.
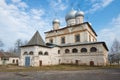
0;64;120;72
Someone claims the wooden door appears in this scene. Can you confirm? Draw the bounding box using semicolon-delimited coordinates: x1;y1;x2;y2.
39;60;42;66
25;57;30;67
75;60;79;65
90;61;94;66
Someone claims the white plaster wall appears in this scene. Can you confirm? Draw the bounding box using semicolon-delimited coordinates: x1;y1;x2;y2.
0;58;3;65
7;57;19;64
19;46;61;66
60;43;108;66
84;24;97;42
61;53;106;66
19;41;108;66
0;57;19;65
19;46;36;66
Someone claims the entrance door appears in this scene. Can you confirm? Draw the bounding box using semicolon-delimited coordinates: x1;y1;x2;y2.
90;61;94;66
25;57;30;67
16;60;18;65
39;60;42;66
75;60;79;65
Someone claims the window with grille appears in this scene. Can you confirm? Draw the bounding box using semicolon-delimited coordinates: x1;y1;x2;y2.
61;37;65;44
75;34;80;42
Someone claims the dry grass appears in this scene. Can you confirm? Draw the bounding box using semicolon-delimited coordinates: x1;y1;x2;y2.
0;64;120;72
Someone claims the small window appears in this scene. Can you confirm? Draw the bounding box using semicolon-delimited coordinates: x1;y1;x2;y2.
39;51;43;55
23;52;28;55
29;51;34;55
44;52;48;55
58;50;60;54
75;34;80;42
89;35;91;42
49;39;53;43
81;48;87;53
61;37;65;44
72;48;78;53
13;59;15;63
90;47;97;52
65;49;70;53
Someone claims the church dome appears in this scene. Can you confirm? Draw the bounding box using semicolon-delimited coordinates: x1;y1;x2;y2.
75;10;84;17
53;19;60;24
65;9;77;21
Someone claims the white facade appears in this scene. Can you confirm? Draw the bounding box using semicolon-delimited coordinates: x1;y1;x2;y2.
0;57;19;65
19;46;61;66
19;9;108;67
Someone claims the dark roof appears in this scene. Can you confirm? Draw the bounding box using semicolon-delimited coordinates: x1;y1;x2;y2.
0;51;19;58
58;42;108;51
25;31;45;46
4;52;19;58
21;44;52;48
21;43;59;48
44;22;97;36
0;51;5;57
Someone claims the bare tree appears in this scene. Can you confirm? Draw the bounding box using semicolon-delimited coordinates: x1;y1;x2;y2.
111;39;120;54
22;40;28;45
7;39;28;55
109;39;120;65
14;39;28;54
7;47;15;53
14;39;22;54
0;40;4;47
0;39;4;52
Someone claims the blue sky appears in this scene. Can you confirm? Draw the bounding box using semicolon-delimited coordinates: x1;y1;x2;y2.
0;0;120;50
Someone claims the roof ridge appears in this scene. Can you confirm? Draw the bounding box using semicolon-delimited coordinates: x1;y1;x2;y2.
26;31;45;46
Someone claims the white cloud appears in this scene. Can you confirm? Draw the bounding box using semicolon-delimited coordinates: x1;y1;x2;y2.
18;2;28;8
89;0;96;3
11;0;28;9
98;14;120;48
0;0;50;50
11;0;21;3
86;0;114;13
49;0;68;11
30;9;44;20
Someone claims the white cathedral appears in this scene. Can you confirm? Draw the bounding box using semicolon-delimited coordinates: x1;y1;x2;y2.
19;9;108;67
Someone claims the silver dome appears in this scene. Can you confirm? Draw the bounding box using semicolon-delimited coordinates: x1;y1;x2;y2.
53;19;60;24
65;9;77;21
75;11;84;17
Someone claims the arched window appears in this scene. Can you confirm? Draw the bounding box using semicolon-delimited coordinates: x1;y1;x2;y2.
29;51;34;55
44;52;48;55
38;51;43;55
90;47;97;52
72;48;78;53
23;51;28;55
12;59;15;63
81;48;87;53
65;49;70;53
